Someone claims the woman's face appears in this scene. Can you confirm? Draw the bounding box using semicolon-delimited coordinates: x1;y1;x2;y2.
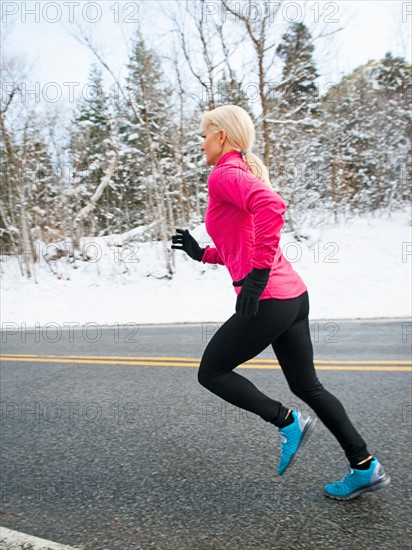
200;125;227;166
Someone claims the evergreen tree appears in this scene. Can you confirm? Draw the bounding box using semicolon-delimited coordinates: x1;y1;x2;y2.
0;108;62;274
376;52;411;96
267;22;322;226
275;22;320;114
0;129;18;254
24;131;62;239
112;34;180;273
69;63;114;236
319;55;411;213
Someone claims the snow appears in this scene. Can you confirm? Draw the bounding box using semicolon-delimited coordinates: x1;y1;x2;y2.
1;207;411;328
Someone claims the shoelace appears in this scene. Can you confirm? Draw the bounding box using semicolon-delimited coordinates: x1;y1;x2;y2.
341;466;354;481
278;432;287;444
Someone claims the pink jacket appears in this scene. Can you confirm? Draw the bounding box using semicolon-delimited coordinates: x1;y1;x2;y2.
201;151;307;300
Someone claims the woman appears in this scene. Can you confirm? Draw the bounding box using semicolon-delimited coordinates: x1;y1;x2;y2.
171;104;390;500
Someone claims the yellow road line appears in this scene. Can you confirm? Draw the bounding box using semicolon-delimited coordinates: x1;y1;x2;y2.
1;354;411;364
0;353;200;361
0;355;410;371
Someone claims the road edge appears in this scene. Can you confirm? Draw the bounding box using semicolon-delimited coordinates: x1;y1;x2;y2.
0;526;82;550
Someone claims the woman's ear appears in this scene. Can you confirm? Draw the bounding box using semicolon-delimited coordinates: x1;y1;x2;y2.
219;129;227;144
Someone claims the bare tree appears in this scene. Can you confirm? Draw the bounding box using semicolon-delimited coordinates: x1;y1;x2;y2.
0;60;38;279
161;0;236;110
68;24;176;275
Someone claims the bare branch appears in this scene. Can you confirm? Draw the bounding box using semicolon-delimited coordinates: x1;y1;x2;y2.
221;0;260;49
1;84;20;115
72;152;119;229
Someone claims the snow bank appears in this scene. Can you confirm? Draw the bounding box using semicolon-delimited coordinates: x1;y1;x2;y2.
1;208;410;327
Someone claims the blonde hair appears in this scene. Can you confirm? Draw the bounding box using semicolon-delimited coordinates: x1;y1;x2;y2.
199;104;271;187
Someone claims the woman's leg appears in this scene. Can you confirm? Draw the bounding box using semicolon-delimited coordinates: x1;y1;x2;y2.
271;291;371;464
198;294;305;426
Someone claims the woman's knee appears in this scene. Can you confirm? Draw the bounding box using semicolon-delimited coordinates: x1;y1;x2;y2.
288;377;324;400
198;360;228;388
197;361;216;388
197;367;209;387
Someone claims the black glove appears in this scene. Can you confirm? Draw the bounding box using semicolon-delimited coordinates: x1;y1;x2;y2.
171;228;205;262
233;267;271;319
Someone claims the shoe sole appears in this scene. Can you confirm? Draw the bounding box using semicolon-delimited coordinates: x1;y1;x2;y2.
278;415;317;476
323;474;391;500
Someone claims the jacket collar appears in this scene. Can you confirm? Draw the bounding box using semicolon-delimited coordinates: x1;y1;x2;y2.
214;150;243;169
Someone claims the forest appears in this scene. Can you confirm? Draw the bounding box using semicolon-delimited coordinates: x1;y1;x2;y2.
1;1;411;279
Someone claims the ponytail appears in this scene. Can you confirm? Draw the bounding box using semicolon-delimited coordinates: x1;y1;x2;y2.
200;104;272;188
240;151;271;188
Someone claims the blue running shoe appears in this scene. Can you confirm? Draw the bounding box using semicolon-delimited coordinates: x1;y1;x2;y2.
277;409;316;475
324;457;390;500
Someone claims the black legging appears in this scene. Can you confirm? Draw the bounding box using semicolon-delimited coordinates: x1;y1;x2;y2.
198;291;370;464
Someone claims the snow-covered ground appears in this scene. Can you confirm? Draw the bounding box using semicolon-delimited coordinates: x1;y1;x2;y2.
1;208;411;327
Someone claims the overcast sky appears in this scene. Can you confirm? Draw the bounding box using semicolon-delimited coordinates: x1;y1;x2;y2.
2;0;411;110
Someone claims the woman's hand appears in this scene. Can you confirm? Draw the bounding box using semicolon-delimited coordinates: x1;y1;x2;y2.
233;268;271;319
171;229;205;262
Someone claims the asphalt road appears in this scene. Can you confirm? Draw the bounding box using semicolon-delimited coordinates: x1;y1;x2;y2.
1;320;411;550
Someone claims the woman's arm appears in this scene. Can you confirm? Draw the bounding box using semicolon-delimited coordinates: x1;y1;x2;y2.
201;245;225;265
208;167;286;269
